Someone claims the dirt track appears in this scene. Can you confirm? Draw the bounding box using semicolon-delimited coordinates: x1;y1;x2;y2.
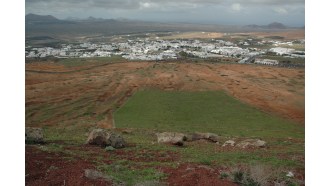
26;61;304;128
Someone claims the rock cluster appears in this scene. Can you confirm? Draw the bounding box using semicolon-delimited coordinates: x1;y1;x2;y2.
155;131;267;149
222;139;266;148
86;129;126;149
156;132;221;146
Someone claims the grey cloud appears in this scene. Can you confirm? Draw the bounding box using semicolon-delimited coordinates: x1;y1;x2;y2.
26;0;304;9
25;0;304;26
26;0;141;9
236;0;303;5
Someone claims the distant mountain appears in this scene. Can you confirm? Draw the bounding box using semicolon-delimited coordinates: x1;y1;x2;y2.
82;16;117;23
87;16;103;21
66;16;81;21
266;22;287;29
244;22;287;29
26;14;59;22
26;14;73;24
244;24;260;29
26;14;303;43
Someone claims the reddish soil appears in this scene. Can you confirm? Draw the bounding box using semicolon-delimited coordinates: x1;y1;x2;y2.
248;29;305;40
161;164;238;186
25;145;111;186
26;144;240;186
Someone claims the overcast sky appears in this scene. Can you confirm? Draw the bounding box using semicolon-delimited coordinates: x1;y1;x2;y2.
25;0;305;26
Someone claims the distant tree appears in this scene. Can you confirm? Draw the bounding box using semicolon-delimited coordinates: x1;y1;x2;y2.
178;51;188;58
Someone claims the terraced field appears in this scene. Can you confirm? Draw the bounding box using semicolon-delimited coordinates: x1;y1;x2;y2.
26;59;305;185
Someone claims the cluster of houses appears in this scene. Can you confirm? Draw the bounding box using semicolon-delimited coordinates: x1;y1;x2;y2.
269;47;305;58
25;37;304;66
254;58;279;65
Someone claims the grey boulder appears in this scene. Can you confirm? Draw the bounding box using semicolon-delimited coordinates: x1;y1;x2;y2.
236;139;266;148
25;127;44;144
222;140;236;147
84;169;112;181
86;129;126;148
156;132;187;146
191;132;220;142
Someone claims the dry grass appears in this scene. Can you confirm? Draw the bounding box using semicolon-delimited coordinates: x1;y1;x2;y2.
248;164;281;186
230;164;283;186
161;32;224;39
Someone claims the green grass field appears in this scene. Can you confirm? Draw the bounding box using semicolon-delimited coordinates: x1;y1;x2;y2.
114;90;304;139
33;89;304;185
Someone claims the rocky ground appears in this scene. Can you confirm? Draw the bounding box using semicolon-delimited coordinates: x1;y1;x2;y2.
26;144;239;186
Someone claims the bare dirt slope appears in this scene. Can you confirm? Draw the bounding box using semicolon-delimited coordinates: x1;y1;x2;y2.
26;61;304;129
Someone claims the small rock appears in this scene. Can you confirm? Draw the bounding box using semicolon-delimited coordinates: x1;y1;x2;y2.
108;132;126;148
191;132;220;142
25;127;44;144
105;146;115;151
222;140;235;147
254;139;266;147
86;129;126;148
208;134;221;142
86;129;109;146
236;139;266;148
197;165;214;171
156;132;187;146
286;171;294;178
122;129;134;134
185;134;193;142
185;167;195;172
84;169;112;181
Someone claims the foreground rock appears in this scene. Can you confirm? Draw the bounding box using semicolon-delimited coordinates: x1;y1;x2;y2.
25;127;44;144
191;132;220;142
286;171;294;178
156;132;187;146
84;169;112;181
236;139;266;148
86;129;126;148
222;140;235;147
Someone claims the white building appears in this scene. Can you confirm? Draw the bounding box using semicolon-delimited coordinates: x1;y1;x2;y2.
269;47;295;56
254;58;279;65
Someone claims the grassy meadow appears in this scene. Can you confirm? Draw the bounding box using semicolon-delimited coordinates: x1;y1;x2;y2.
114;90;304;139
